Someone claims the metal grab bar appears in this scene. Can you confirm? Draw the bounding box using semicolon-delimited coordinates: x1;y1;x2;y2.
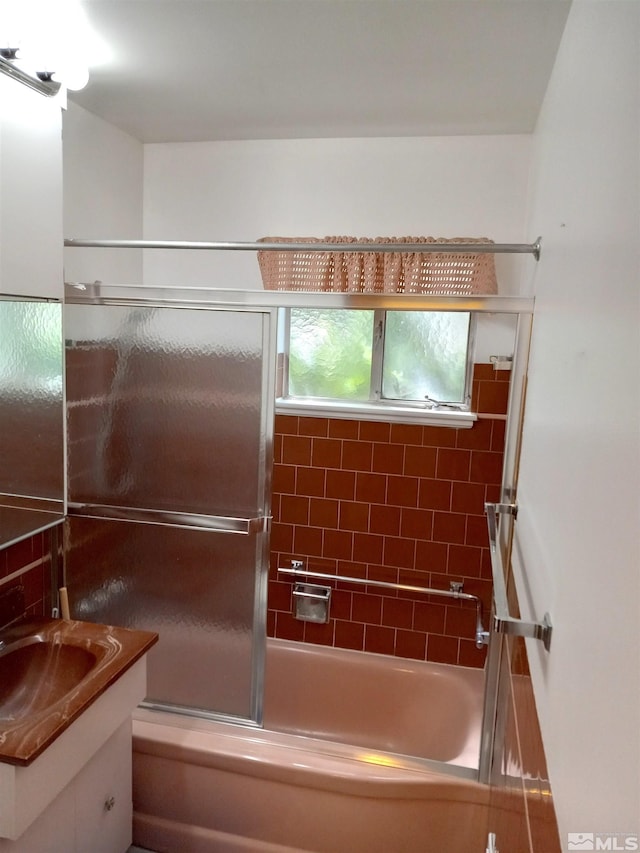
278;562;489;649
484;502;552;651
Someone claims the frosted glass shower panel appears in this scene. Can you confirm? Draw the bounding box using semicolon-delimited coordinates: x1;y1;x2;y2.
66;305;268;516
65;515;263;717
64;301;274;722
0;299;64;501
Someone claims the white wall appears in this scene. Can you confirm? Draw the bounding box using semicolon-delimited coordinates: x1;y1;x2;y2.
516;1;639;841
143;135;532;294
62;102;143;285
0;77;63;298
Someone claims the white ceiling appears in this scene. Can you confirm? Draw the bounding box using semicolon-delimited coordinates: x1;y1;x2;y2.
71;0;572;144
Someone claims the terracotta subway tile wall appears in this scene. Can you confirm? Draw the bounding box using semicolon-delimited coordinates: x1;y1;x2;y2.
268;363;510;668
0;530;54;627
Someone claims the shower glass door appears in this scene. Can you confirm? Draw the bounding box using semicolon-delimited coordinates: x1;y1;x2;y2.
64;299;275;724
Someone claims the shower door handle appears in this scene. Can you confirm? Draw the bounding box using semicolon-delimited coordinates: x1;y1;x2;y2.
484;502;552;651
67;503;271;535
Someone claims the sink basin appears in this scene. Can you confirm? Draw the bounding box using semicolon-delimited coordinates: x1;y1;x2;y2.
0;618;157;766
0;639;97;723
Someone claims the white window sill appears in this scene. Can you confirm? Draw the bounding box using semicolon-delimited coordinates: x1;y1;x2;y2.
275;398;477;428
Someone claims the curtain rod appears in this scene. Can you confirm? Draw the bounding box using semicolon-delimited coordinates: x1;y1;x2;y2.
64;238;542;260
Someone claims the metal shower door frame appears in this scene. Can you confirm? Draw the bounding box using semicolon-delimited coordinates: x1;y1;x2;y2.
477;310;533;784
64;287;278;727
66;282;536;772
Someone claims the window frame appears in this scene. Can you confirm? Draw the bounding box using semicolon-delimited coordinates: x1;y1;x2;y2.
276;307;478;428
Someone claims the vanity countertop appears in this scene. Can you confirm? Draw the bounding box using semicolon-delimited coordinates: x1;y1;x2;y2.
0;618;158;766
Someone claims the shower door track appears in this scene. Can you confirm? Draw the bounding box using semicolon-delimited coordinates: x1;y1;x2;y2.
65;282;534;316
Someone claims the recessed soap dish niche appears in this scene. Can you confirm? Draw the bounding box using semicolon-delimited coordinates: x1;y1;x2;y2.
293;583;331;623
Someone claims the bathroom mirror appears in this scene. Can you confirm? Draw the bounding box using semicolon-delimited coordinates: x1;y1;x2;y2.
0;296;65;550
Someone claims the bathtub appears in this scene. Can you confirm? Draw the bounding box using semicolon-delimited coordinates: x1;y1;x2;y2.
132;638;489;853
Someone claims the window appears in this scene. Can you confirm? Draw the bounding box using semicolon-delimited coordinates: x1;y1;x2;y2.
277;308;476;426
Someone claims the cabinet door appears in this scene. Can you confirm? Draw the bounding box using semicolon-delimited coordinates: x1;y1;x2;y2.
0;787;75;853
74;721;133;853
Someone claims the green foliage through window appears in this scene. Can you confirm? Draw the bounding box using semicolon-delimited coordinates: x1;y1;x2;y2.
285;309;471;408
289;310;373;400
382;311;469;403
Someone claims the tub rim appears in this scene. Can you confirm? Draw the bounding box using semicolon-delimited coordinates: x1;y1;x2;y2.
133;705;481;799
135;637;485;791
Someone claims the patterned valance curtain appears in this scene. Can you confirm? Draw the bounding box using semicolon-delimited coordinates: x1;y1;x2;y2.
257;236;498;295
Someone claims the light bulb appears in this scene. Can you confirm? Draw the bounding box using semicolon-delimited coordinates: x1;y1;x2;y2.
65;65;89;91
55;63;89;91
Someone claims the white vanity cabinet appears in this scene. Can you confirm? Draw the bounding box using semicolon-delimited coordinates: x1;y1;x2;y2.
0;653;151;853
0;721;132;853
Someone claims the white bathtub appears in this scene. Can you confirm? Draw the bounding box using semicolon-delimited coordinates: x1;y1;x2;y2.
132;639;489;853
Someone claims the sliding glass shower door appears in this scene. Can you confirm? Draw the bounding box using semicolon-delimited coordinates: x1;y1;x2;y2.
64;300;275;724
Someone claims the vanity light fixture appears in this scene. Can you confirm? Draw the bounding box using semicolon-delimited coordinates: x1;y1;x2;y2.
0;47;62;96
0;0;94;97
